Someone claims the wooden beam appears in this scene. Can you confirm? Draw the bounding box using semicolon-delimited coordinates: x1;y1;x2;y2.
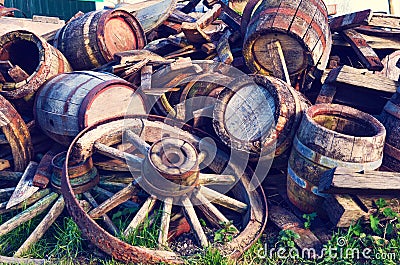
332;32;400;50
323;194;368;227
325;65;398;94
269;205;322;258
340;29;383;71
319;168;400;195
369;13;400;30
329;9;372;32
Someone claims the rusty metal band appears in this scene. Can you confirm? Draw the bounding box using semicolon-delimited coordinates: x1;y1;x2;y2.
287;166;329;198
384;142;400;160
383;100;400;120
293;135;382;171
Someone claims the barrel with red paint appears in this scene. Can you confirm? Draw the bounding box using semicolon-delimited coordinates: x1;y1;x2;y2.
54;9;146;70
242;0;332;77
34;71;148;146
287;104;385;213
0;30;72;99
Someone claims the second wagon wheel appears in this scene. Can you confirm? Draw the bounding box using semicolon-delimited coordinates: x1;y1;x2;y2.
61;115;267;264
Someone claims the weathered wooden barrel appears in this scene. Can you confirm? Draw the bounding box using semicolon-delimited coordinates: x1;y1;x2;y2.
54;9;146;70
34;71;148;146
116;0;177;33
378;87;400;172
242;0;332;76
213;74;310;162
0;30;72;99
288;104;385;213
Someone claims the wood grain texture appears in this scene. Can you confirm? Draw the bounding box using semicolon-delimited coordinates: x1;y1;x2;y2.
323;194;367;227
329;9;372;32
319;168;400;195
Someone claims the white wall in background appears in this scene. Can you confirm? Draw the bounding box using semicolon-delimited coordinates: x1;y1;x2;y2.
323;0;391;15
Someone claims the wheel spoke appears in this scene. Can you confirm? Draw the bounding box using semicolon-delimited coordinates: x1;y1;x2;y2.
83;192;119;236
14;195;65;257
193;189;239;233
158;197;173;248
197;173;236;186
124;196;157;236
199;186;248;213
89;183;140;219
182;195;209;248
98;181;129;193
124;130;150;155
92;186;138;209
0;192;58;236
94;142;143;168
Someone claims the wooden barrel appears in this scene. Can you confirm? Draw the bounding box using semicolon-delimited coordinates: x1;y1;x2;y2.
0;30;72;100
242;0;332;76
213;74;310;162
116;0;177;33
288;104;385;213
34;71;148;146
54;9;146;70
378;87;400;171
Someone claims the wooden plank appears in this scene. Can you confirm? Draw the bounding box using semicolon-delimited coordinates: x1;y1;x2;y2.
181;4;222;44
340;29;383;71
216;30;233;64
325;65;398;94
329;9;372;32
332;32;400;50
319;168;400;195
269;205;322;257
369;13;400;30
323;194;368;227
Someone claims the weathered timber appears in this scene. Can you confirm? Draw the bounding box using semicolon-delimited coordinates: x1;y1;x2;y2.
319;168;400;195
243;0;332;75
35;71;148;146
0;256;45;265
123;196;157;236
216;30;233;65
182;195;209;247
332;32;400;50
54;9;146;70
329;9;372;32
321;65;398;114
116;0;177;33
377;50;400;81
33;146;64;188
341;29;383;71
181;4;222;44
287;104;386;213
0;192;58;236
369;13;400;30
0;189;51;215
6;161;39;209
340;29;383;71
0;30;72;99
199;186;248;213
14;196;65;257
0;95;32;171
323;194;368;227
140;65;153;90
269;205;322;257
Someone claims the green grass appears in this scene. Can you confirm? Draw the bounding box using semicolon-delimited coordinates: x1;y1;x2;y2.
0;198;398;265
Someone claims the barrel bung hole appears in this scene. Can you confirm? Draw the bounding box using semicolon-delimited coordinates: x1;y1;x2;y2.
313;113;377;137
3;39;40;75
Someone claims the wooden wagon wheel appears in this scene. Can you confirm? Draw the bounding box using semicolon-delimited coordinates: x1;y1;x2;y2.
61;115;267;264
0;94;32;171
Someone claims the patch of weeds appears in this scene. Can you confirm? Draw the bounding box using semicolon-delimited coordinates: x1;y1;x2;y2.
48;217;84;259
186;247;234;265
120;206;163;249
303;212;317;230
213;221;237;243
